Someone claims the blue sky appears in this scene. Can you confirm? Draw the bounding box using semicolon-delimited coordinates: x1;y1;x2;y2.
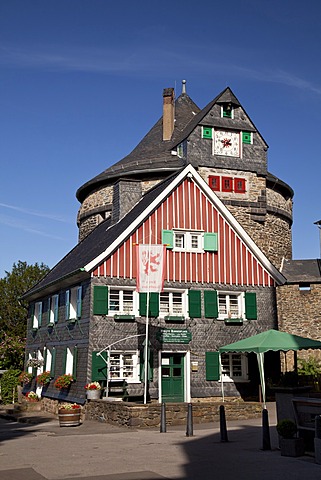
1;0;321;277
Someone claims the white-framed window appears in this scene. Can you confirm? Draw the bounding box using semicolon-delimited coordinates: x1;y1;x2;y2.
218;292;244;320
159;290;187;317
33;301;43;328
49;294;59;323
45;348;52;372
109;351;140;383
65;347;74;375
173;230;203;252
221;353;248;382
109;288;137;315
65;286;82;320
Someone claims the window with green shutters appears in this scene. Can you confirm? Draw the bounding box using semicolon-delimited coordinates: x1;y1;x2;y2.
204;290;218;318
93;285;108;315
205;352;220;381
188;290;201;318
140;348;153;382
162;229;174;249
139;292;159;317
92;351;108;381
245;292;257;319
50;348;56;377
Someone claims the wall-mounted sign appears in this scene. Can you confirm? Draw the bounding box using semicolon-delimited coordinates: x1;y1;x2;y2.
157;328;192;344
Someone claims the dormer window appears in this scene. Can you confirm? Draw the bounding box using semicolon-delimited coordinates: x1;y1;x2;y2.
222;103;233;119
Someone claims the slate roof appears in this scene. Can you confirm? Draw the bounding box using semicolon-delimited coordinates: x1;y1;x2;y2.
23;171;182;300
281;259;321;283
76;86;269;203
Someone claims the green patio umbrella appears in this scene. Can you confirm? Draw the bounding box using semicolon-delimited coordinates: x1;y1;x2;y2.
219;329;321;408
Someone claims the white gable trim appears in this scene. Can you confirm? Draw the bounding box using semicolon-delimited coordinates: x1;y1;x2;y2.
84;165;285;285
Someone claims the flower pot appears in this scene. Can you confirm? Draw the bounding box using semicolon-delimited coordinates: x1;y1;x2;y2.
58;408;81;427
280;437;305;457
86;389;101;400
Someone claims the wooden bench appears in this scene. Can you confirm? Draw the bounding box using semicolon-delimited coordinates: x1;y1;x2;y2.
292;397;321;432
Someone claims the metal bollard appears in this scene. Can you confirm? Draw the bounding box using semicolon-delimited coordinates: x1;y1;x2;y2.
219;405;229;442
186;403;193;437
262;408;271;450
160;402;166;433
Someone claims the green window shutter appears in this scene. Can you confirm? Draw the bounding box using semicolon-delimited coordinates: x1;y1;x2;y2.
204;290;218;318
53;295;59;323
93;285;108;315
65;290;70;320
47;298;51;322
242;131;252;144
204;232;218;252
43;348;47;370
72;346;78;379
30;303;35;327
50;348;56;377
139;293;159;317
202;127;213;139
76;286;82;318
245;292;257;320
188;290;201;318
92;351;108;381
63;348;67;373
206;351;220;381
162;229;173;249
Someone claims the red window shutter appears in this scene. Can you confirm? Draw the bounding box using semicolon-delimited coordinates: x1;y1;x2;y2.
222;177;233;192
234;178;246;193
209;175;220;191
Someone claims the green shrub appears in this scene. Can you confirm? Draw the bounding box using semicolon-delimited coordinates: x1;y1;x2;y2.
0;369;20;404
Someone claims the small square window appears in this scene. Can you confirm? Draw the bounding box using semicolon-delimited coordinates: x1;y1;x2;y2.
202;127;213;139
175;233;185;249
209;175;220;191
242;132;252;144
222;177;233;192
234;178;246;193
222;104;233;118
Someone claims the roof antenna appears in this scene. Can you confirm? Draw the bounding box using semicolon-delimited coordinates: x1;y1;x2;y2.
182;79;186;94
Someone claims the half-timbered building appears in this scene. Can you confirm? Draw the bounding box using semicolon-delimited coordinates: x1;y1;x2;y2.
23;83;293;405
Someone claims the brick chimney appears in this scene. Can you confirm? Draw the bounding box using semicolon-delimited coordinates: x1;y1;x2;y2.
162;88;175;141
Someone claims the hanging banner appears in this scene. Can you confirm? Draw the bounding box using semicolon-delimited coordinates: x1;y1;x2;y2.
136;244;166;292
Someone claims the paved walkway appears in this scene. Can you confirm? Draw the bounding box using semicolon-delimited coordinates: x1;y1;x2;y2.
0;403;320;480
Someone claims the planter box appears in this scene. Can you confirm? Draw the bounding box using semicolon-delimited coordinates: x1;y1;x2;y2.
224;318;243;325
280;437;305;457
58;409;81;427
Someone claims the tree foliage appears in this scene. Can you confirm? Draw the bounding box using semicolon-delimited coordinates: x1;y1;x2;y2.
0;261;49;369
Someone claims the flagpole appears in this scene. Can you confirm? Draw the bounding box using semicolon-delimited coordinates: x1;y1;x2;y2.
144;238;151;405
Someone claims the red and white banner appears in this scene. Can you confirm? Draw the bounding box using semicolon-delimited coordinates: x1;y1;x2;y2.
136;244;166;292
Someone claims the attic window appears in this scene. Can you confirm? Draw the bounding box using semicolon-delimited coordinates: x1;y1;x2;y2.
299;283;311;292
209;175;220;191
202;127;213;139
242;132;252;144
222;104;233;119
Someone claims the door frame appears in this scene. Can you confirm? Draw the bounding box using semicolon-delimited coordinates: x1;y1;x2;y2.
158;350;190;403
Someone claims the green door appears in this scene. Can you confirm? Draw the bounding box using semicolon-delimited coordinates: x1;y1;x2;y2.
161;353;184;403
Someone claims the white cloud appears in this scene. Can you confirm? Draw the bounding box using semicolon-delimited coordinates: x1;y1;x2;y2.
0;202;72;223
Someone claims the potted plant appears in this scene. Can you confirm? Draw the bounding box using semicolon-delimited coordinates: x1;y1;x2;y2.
58;403;81;427
276;419;305;457
85;381;102;400
54;374;74;390
18;371;33;385
25;391;39;402
36;371;51;386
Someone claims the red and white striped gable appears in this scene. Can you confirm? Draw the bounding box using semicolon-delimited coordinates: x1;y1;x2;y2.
86;166;284;287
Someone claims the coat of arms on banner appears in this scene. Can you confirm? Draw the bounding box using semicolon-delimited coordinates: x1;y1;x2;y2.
136;245;166;292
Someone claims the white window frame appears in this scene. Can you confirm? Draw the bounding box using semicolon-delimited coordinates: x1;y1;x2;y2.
66;286;82;320
221;353;248;382
173;230;204;253
159;289;188;318
49;294;59;324
45;349;52;372
65;347;74;375
218;292;244;320
109;288;138;315
221;104;234;119
33;301;43;328
109;350;140;383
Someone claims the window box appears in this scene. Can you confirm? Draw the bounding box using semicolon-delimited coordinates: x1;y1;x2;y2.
164;315;185;323
114;314;135;321
224;318;243;325
47;322;54;328
32;327;38;332
67;318;77;324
